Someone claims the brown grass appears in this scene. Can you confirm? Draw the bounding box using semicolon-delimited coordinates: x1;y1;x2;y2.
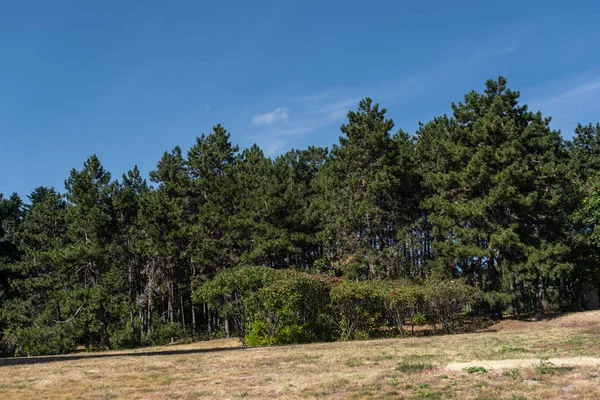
1;311;600;399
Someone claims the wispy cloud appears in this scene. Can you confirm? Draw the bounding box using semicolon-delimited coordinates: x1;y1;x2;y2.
538;80;600;105
526;73;600;136
251;107;289;126
245;39;525;157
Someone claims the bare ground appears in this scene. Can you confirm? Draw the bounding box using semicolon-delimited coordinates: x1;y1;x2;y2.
0;311;599;399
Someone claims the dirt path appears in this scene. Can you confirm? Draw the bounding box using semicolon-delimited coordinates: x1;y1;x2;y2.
446;357;600;371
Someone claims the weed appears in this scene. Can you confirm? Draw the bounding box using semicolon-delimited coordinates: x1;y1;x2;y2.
535;358;574;375
395;362;433;373
346;358;364;367
464;366;487;373
503;368;520;378
562;338;584;345
500;345;524;353
388;378;400;387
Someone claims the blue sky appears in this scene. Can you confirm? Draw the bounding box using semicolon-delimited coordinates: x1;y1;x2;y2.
2;0;600;198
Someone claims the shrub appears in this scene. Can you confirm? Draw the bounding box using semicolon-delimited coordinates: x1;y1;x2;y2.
193;266;276;343
195;267;334;345
424;280;477;333
14;324;79;356
254;271;331;342
147;322;184;345
329;280;384;340
195;267;479;346
376;281;427;337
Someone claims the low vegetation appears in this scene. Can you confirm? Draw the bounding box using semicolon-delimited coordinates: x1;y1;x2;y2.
196;266;477;345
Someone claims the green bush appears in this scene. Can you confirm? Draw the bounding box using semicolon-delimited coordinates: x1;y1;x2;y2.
147;322;184;345
13;324;79;356
194;267;479;346
244;321;276;346
329;280;384;340
193;266;277;343
424;280;478;333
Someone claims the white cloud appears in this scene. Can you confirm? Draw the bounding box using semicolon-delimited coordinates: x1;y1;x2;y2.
542;80;600;105
262;138;286;157
525;73;600;136
327;108;349;121
251;107;289;126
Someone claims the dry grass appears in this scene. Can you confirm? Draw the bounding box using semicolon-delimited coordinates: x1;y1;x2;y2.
1;311;600;399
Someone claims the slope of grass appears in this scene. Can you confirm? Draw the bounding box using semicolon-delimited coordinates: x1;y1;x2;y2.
1;311;600;399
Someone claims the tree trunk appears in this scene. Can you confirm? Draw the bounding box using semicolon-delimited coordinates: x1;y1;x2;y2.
180;290;186;330
147;275;153;335
129;257;135;345
191;301;196;338
168;280;174;324
97;302;112;350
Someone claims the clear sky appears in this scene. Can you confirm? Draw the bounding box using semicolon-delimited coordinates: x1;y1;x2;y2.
2;0;600;198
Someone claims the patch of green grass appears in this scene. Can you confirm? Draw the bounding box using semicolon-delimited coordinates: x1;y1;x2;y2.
503;368;520;378
562;338;584;345
405;353;435;361
464;366;487;374
395;362;433;373
500;345;524;353
346;358;364;367
535;359;573;375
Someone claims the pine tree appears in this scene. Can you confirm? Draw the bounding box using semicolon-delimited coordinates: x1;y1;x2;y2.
63;155;116;349
315;98;412;279
419;77;569;315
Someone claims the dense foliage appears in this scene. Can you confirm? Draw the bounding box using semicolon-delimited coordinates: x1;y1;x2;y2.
196;267;475;345
1;77;599;356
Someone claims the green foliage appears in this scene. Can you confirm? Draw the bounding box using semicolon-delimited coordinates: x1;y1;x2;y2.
146;323;185;346
12;324;79;356
194;266;276;343
463;366;487;373
329;280;384;340
424;280;479;332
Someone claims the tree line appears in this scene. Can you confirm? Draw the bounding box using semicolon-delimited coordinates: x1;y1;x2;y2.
1;77;599;356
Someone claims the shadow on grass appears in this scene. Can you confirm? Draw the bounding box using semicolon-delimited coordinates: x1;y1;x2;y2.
0;344;247;367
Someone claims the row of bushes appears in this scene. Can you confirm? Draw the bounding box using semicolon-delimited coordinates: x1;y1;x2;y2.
193;266;479;346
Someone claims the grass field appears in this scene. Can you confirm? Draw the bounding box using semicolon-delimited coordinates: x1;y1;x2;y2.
1;311;600;399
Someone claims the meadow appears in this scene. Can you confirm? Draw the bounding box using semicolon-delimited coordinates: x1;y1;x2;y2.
1;311;599;399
